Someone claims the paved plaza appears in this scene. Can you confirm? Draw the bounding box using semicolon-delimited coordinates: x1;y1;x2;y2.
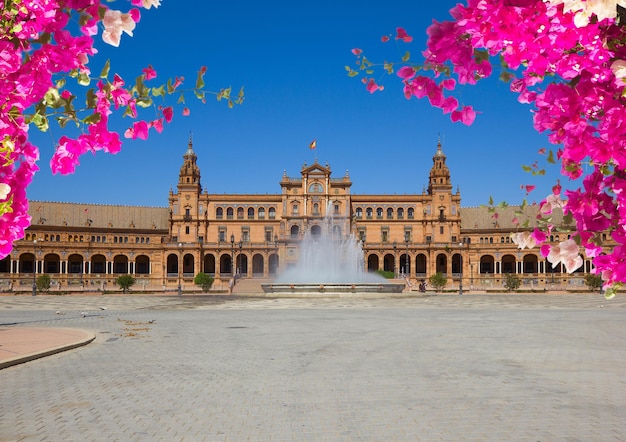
1;293;625;441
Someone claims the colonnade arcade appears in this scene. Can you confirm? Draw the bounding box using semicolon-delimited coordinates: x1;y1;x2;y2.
362;250;591;279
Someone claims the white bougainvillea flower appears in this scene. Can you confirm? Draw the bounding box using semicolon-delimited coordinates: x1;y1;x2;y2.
545;0;626;27
0;183;10;200
511;231;536;249
611;59;626;86
546;239;584;273
102;10;137;47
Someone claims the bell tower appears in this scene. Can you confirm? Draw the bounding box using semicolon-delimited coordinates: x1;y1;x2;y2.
178;135;201;194
427;138;452;195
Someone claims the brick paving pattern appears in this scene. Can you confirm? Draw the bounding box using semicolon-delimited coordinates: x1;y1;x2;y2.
1;293;625;441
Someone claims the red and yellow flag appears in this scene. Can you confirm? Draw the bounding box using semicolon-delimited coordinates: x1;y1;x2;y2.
309;139;317;150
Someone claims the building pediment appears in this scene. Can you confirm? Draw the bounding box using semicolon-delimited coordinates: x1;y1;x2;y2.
301;161;331;177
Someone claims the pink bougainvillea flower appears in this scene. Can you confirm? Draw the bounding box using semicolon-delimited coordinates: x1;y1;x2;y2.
366;78;380;94
182;107;190;116
395;27;413;43
351;48;362;56
450;106;476;125
162;106;173;123
142;65;157;80
381;35;390;43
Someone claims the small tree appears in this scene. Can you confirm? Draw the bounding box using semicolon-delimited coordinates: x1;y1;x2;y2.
36;274;51;293
584;274;603;292
375;270;395;279
116;275;136;293
428;272;447;292
503;273;521;292
194;272;215;293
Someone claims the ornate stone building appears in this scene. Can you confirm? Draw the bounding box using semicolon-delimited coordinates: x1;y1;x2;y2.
0;138;593;293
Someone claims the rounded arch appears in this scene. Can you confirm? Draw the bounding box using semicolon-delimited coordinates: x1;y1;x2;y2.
502;254;516;273
91;254;106;274
367;254;379;272
19;252;35;273
43;253;60;274
204;254;216;274
236;252;248;275
523;254;538;273
436;253;447;274
135;255;150;274
480;255;495;273
166;253;179;274
182;253;195;274
252;254;264;275
386;207;393;219
383;253;395;273
68;253;84;274
269;253;279;275
247;207;255;219
113;255;128;274
416;253;427;275
400;253;411;274
290;224;300;238
310;225;322;236
452;253;462;274
220;253;233;275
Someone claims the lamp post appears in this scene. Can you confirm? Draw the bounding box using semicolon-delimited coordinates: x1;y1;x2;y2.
459;242;464;295
405;237;410;278
230;234;235;277
393;241;397;277
238;240;243;277
177;242;182;296
32;239;37;296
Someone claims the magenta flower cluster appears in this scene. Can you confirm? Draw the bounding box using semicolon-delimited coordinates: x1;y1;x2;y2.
353;1;626;294
0;1;237;260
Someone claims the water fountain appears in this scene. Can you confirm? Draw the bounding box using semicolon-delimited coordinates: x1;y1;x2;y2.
261;204;405;296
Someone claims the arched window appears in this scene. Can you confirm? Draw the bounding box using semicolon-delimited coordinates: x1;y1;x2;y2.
356;207;363;218
216;207;223;218
397;208;404;219
258;207;266;219
247;207;255;219
313;203;320;215
237;207;244;219
268;207;276;219
366;207;373;218
408;208;414;218
387;208;393;219
226;207;234;219
376;207;383;218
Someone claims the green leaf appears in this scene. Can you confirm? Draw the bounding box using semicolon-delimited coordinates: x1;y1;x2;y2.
547;149;556;164
32;113;49;132
488;195;494;206
135;75;146;97
521;164;532;172
100;59;110;79
43;88;60;107
77;72;91;86
401;51;411;62
86;88;97;108
177;93;185;104
82;113;101;125
195;70;205;90
136;97;153;108
151;85;165;98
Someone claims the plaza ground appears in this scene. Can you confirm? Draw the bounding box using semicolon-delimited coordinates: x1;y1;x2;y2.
1;293;625;441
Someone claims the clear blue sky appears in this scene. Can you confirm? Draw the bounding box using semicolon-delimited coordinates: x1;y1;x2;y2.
26;0;570;208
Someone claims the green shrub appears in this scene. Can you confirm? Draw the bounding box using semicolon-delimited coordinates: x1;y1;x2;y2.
36;274;51;293
583;274;603;292
194;272;215;292
115;274;136;293
428;272;447;291
503;273;521;292
375;270;395;279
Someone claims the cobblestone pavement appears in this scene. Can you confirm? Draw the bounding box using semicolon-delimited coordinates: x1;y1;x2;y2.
1;293;625;441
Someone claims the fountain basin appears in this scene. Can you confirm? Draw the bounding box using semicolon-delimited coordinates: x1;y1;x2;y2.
261;282;406;297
